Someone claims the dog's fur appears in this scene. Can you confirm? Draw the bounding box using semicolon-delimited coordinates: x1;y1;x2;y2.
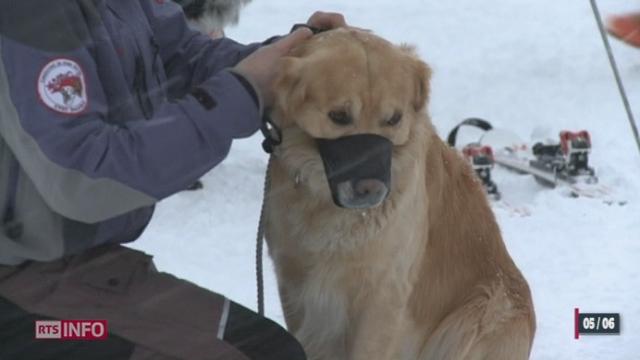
175;0;251;34
265;28;536;360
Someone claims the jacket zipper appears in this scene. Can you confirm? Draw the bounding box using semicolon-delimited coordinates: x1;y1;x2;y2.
150;37;163;87
134;55;154;120
2;158;23;239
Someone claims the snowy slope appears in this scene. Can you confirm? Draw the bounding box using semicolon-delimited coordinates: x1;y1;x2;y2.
130;0;640;358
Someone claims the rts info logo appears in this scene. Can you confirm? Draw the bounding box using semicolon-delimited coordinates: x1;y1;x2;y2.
35;320;108;340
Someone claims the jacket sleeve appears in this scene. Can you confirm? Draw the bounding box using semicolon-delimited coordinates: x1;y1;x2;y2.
140;0;273;97
0;32;261;224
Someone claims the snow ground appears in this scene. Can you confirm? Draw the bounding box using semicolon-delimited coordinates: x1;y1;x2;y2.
131;0;640;358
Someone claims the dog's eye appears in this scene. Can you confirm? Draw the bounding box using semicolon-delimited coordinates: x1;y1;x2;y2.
385;112;403;127
328;110;353;126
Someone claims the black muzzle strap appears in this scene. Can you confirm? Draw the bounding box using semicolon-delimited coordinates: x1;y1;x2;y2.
316;134;393;207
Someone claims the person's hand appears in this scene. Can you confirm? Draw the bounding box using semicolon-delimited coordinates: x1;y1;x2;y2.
306;11;347;31
233;28;313;108
233;11;346;108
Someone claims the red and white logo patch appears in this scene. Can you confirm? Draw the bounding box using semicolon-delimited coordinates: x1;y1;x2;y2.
38;58;88;115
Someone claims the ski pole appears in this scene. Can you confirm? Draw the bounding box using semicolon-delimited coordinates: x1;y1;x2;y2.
589;0;640;158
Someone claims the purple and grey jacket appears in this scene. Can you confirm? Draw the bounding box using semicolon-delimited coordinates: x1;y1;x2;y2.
0;0;269;265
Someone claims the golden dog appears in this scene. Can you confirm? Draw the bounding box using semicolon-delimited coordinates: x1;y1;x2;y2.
264;28;535;360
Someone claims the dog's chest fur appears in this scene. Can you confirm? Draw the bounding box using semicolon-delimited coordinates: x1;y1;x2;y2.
275;242;424;359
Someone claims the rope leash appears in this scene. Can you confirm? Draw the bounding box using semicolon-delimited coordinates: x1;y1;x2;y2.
256;111;282;317
589;0;640;158
255;156;273;316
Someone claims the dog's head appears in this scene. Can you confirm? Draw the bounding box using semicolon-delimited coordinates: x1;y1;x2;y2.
272;28;432;210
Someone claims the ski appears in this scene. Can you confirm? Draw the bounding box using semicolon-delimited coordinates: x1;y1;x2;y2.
494;151;610;200
493;132;624;205
448;118;626;206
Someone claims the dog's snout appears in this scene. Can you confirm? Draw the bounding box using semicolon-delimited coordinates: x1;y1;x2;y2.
336;179;389;209
355;179;386;198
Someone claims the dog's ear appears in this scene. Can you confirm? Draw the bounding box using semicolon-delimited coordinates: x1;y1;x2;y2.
400;44;432;113
412;59;432;113
274;56;307;124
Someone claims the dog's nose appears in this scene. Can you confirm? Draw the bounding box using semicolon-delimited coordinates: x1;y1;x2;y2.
354;179;387;198
336;179;390;209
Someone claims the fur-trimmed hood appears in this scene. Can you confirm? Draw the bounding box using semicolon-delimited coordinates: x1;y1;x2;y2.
173;0;252;34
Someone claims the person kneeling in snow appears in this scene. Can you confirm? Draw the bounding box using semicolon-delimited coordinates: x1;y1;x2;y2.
0;1;345;358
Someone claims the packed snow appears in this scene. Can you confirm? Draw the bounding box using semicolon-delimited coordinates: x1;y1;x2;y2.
130;0;640;358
